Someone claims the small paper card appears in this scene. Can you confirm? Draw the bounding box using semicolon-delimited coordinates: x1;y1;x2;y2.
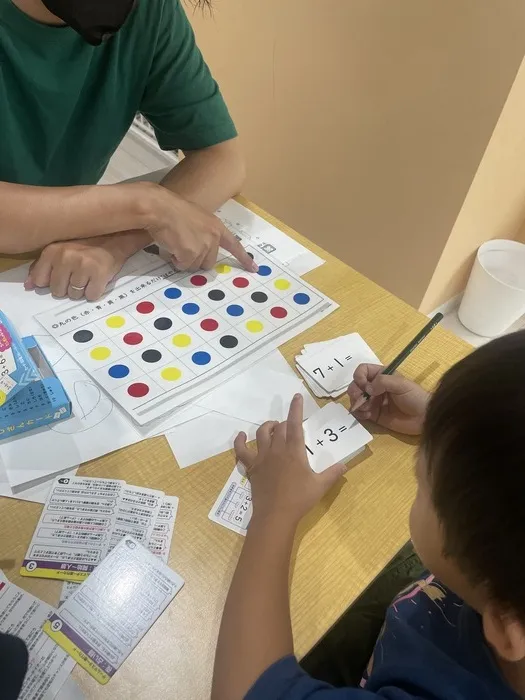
21;476;124;581
108;484;164;551
208;464;252;536
43;536;184;685
296;334;380;395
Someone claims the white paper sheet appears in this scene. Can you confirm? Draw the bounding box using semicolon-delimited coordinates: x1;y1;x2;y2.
217;199;325;275
166;412;259;469
0;454;78;503
195;365;317;424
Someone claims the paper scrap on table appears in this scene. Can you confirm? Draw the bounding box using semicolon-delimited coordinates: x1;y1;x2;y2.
59;493;179;606
296;334;381;398
195;365;317;424
44;536;184;685
0;575;75;699
0;454;78;504
217;199;325;276
209;403;372;535
166;412;259;469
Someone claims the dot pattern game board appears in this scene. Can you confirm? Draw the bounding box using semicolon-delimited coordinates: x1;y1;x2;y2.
36;246;338;425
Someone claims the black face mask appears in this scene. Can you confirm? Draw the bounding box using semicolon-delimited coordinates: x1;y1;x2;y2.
41;0;137;45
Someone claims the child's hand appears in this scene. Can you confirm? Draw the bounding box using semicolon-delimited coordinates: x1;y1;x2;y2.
348;364;429;436
234;394;347;526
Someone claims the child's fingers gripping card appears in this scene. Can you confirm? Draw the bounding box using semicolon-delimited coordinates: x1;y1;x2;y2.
20;476;124;582
43;536;184;685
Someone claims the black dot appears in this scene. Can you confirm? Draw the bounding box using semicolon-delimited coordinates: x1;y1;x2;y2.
208;289;226;302
251;291;268;304
247;252;254;259
142;349;162;363
220;335;239;349
153;317;173;331
73;329;94;343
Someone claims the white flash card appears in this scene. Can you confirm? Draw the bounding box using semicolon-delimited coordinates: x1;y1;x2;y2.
21;476;124;582
44;537;184;685
208;464;252;536
303;402;373;473
296;334;380;394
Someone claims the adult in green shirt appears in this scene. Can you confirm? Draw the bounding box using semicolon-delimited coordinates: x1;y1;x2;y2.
0;0;255;301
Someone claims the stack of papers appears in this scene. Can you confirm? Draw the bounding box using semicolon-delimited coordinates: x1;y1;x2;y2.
18;476;179;614
295;333;381;398
209;402;373;536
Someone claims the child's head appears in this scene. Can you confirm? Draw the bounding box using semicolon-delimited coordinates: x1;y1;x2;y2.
409;330;525;663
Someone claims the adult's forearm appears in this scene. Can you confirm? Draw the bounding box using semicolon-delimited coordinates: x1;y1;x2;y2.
0;181;156;254
161;138;246;213
212;514;296;700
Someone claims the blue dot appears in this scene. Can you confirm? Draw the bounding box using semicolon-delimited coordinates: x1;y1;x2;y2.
257;265;272;277
164;287;182;300
293;293;311;305
226;304;244;317
108;364;130;379
192;351;211;366
182;302;200;315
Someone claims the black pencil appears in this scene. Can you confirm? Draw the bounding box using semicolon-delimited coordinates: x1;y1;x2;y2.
350;312;444;413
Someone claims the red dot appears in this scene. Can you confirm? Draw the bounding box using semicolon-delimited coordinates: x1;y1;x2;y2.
190;275;207;287
136;301;155;314
270;306;288;319
200;318;219;332
127;382;150;398
233;277;249;288
123;332;144;345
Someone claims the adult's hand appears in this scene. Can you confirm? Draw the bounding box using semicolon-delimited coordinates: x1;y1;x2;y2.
24;231;147;301
145;188;257;273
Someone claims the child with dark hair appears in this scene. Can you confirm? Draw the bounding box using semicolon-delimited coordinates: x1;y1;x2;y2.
212;330;525;700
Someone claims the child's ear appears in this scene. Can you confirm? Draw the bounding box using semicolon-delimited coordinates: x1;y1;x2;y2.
482;601;525;662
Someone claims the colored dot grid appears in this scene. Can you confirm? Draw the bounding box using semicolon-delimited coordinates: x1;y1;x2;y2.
69;256;319;406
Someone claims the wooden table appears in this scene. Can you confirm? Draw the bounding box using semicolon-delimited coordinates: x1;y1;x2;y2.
0;198;471;699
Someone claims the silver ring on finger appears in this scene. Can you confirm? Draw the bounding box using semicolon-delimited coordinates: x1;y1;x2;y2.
70;285;87;292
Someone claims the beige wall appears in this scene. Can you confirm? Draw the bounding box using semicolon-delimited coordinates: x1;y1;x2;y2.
191;1;525;307
421;56;525;313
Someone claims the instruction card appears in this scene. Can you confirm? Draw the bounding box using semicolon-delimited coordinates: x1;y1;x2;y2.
59;494;179;605
43;536;184;685
209;403;372;535
0;575;75;699
21;476;123;581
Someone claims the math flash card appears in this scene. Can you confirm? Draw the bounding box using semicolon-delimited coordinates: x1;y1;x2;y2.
43;536;185;685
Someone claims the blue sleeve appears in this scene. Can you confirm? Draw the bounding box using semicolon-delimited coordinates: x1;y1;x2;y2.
245;656;379;700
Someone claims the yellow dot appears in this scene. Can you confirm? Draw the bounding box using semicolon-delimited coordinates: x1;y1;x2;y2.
106;315;126;329
215;263;232;274
90;346;111;361
172;333;191;348
161;367;182;382
246;320;264;333
0;390;6;407
274;278;291;291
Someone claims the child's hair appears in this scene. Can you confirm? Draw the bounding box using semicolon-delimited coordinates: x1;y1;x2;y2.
422;330;525;619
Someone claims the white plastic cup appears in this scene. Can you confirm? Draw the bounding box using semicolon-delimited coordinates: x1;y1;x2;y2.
458;239;525;337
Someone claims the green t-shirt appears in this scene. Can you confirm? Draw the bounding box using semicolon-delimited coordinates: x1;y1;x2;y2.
0;0;237;186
